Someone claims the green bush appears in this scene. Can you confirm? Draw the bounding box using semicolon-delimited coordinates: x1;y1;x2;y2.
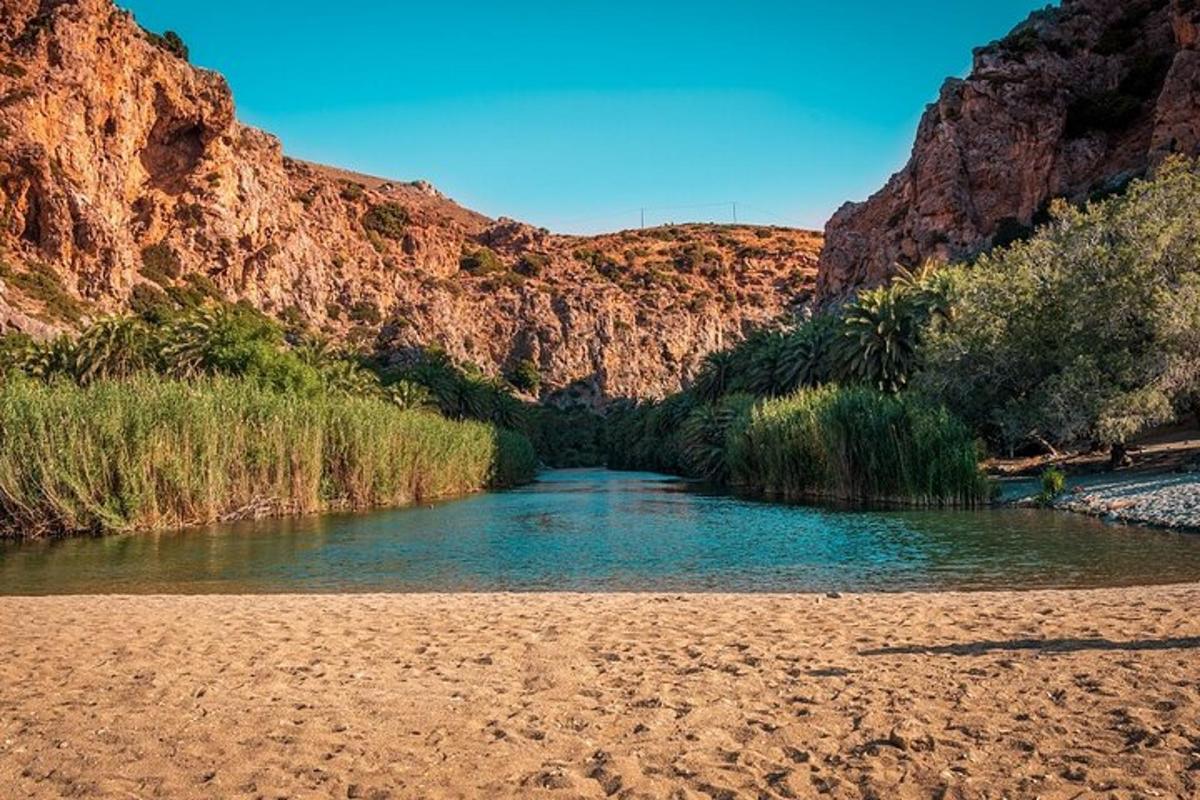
362;203;409;241
522;406;606;468
515;252;550;277
348;300;382;325
0;375;535;538
340;182;366;203
508;358;541;393
460;247;504;276
140;242;182;286
144;29;189;61
917;158;1200;454
1035;467;1067;506
2;262;84;323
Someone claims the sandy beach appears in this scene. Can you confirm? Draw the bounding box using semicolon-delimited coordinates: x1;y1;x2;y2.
2;589;1199;799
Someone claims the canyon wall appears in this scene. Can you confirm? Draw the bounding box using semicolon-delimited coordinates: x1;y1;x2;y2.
818;0;1200;299
0;0;820;402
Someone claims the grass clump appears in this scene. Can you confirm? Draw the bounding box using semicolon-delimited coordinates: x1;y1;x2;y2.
1035;467;1068;506
726;387;989;506
0;376;535;538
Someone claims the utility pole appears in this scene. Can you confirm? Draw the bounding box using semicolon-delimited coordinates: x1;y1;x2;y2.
732;202;738;224
640;208;645;229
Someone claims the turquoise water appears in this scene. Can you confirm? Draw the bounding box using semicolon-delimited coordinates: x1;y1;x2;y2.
3;469;1200;594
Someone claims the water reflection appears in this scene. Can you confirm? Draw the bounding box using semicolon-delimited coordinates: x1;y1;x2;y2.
3;469;1200;594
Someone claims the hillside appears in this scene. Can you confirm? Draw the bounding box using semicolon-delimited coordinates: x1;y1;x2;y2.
818;0;1200;299
0;0;820;402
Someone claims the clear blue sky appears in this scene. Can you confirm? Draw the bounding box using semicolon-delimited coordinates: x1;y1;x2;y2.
122;1;1046;233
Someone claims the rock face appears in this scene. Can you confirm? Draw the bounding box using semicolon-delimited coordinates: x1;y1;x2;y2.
0;0;820;402
818;0;1200;300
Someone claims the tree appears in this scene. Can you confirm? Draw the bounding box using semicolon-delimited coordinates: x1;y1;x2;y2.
916;157;1200;458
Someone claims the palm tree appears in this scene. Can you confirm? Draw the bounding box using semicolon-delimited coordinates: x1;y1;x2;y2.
692;350;738;403
3;334;76;381
73;316;154;385
158;304;223;378
321;358;381;397
838;285;923;393
745;330;787;398
776;314;839;393
386;380;435;411
680;394;754;483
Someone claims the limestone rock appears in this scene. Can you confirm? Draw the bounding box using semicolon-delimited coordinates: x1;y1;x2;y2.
818;0;1200;300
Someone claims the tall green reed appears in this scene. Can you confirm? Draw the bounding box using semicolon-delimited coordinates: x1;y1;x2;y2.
0;375;536;538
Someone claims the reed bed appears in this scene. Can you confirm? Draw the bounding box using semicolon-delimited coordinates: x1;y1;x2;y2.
726;386;990;506
0;376;536;538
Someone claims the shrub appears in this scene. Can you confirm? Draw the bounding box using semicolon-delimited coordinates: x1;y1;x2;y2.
916;158;1200;455
348;300;382;325
5;262;84;323
508;358;540;393
515;252;550;277
140;242;182;285
1035;467;1067;506
460;247;504;276
144;29;189;61
362;203;408;241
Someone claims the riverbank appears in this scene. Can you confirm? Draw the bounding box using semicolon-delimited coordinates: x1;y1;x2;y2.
0;377;537;539
1002;470;1200;531
2;588;1198;798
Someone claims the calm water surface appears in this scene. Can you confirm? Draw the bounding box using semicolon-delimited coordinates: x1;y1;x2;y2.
4;469;1200;594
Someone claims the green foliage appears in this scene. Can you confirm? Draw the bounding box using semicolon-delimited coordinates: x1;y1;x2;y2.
515;252;550;277
386;379;436;411
726;387;989;506
384;349;527;430
692;350;739;403
0;376;535;538
140;243;182;286
361;203;409;241
776;314;841;393
3;262;84;323
523;406;606;468
916;158;1200;452
339;182;366;203
912;158;1200;453
144;29;189;61
508;358;541;394
460;247;504;276
1035;467;1067;506
604;393;699;475
680;393;755;483
348;300;382;325
73;316;156;385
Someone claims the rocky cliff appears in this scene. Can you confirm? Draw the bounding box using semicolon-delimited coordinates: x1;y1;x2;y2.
818;0;1200;299
0;0;820;402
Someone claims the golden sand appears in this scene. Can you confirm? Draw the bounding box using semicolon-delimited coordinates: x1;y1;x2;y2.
2;588;1198;798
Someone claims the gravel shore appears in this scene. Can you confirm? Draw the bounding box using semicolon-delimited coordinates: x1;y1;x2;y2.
1010;471;1200;531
